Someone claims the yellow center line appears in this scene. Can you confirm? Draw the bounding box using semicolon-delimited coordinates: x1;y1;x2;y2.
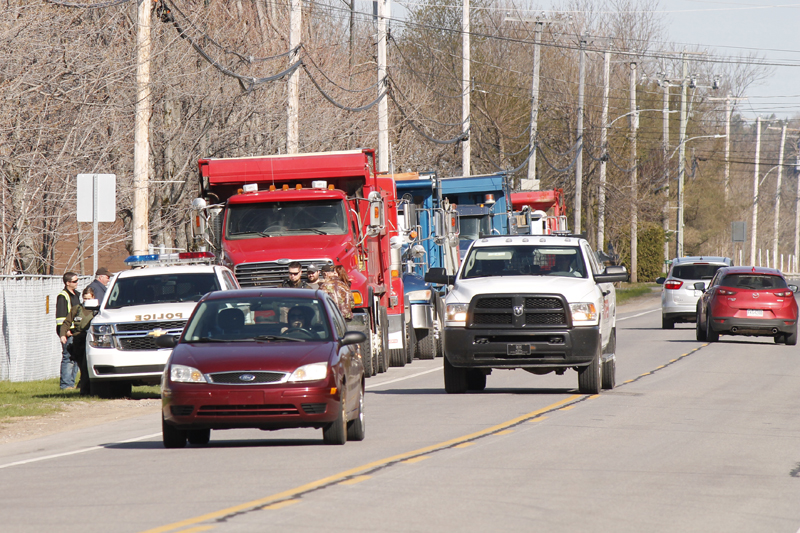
175;527;214;533
402;456;430;464
454;442;475;449
495;429;514;435
559;405;576;411
139;395;580;533
263;499;300;510
528;416;548;423
338;475;371;485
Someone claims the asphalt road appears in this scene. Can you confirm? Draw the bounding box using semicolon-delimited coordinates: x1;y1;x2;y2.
2;298;800;533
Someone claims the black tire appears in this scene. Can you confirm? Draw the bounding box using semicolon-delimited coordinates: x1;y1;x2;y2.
774;335;785;344
89;379;112;399
110;381;132;399
695;308;707;342
601;357;616;390
405;324;415;364
706;314;719;342
374;307;389;374
323;396;347;445
786;328;798;346
435;297;445;358
346;384;365;441
359;328;375;378
162;415;187;449
415;329;436;360
389;319;406;367
443;356;468;394
577;346;602;394
187;428;211;445
661;315;675;329
466;369;486;391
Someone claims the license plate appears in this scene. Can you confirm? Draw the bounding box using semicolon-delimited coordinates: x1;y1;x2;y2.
507;344;531;356
746;309;763;317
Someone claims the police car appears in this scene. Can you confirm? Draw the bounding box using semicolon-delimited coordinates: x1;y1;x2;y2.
86;252;239;398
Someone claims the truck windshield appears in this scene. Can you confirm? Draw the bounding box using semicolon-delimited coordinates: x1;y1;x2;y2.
462;245;587;279
459;216;490;241
226;199;348;239
105;273;220;309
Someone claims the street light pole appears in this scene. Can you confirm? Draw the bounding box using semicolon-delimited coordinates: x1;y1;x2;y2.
751;116;762;265
629;61;638;283
677;52;688;257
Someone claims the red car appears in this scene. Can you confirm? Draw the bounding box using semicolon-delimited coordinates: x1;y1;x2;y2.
157;289;366;448
696;266;799;344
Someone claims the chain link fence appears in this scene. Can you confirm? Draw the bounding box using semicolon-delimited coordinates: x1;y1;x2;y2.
0;276;91;382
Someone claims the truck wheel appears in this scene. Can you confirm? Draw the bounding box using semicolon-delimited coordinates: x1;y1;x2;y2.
360;331;375;377
110;381;132;399
187;429;211;445
466;369;486;391
435;297;445;357
389;320;407;367
376;307;390;373
162;415;187;449
577;347;602;394
661;315;674;329
415;329;436;360
601;357;616;390
323;396;347;445
90;380;112;399
786;327;798;346
706;314;719;342
695;308;707;342
443;357;468;394
405;326;416;364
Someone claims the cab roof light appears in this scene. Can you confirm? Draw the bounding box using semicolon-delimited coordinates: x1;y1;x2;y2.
269;185;276;191
296;183;302;190
242;183;258;193
282;184;289;191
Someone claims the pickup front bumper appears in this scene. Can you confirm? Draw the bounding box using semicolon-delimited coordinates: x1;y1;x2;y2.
443;325;601;369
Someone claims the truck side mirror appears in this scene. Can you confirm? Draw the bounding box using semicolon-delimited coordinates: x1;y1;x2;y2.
367;191;385;236
425;267;454;285
594;265;628;283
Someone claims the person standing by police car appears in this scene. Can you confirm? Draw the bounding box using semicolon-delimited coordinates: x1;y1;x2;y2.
60;286;98;396
55;272;80;389
87;266;111;303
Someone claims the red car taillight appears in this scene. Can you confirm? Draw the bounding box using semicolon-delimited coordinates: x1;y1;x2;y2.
774;290;793;297
664;280;683;290
717;288;736;295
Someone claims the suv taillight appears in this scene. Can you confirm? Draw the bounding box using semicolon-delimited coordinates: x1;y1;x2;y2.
774;290;792;297
717;288;736;295
664;280;683;290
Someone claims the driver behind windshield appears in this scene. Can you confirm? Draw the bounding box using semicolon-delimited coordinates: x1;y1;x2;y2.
286;306;312;330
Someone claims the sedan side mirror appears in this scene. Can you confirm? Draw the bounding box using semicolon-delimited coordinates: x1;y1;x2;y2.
155;335;178;349
342;331;367;346
425;267;455;286
655;277;666;285
693;281;706;291
789;284;799;293
594;265;628;283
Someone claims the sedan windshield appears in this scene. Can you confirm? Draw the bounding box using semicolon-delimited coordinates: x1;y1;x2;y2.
226;199;348;239
105;273;219;309
721;274;788;290
462;245;586;279
184;296;331;342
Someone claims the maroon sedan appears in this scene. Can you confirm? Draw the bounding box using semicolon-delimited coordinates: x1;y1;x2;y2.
157;289;366;448
696;266;799;345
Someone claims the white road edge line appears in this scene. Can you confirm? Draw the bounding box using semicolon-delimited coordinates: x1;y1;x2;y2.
0;432;161;470
617;308;660;321
365;366;440;390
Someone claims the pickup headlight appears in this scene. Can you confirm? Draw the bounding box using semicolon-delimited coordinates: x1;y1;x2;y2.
406;289;432;302
569;302;598;325
288;362;328;382
170;364;207;383
89;324;114;348
446;303;468;325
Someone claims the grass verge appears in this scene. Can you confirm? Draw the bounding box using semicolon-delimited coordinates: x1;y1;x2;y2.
0;379;160;423
616;282;659;306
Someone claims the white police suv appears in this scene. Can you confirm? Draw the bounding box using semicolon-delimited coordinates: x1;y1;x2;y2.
86;252;239;398
426;235;628;394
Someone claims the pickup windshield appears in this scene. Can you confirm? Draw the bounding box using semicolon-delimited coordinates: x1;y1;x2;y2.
462;245;587;279
226;199;348;239
105;273;220;309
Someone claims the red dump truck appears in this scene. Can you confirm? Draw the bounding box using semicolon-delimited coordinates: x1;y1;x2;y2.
192;149;404;376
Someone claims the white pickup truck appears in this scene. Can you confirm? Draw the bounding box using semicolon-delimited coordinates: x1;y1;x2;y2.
426;235;628;394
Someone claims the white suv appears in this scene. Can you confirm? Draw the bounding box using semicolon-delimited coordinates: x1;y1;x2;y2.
87;255;239;398
426;235;628;394
656;256;732;329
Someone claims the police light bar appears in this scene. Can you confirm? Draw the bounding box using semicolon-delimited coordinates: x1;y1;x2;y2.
124;251;216;267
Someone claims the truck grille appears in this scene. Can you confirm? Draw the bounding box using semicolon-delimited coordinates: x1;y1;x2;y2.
469;294;569;328
235;259;333;288
113;321;186;351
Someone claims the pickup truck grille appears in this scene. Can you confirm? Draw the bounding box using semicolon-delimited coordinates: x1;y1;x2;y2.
235;259;332;288
469;294;569;328
112;321;186;351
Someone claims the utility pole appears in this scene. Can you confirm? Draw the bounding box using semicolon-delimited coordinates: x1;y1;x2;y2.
773;123;787;266
708;94;747;202
597;50;609;251
662;80;670;269
574;35;586;234
377;0;389;173
287;0;301;154
750;116;762;265
132;0;152;255
629;61;638;283
795;139;800;269
525;20;543;190
676;52;688;257
461;0;470;176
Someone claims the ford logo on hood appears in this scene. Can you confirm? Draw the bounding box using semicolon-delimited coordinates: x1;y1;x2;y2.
239;374;256;382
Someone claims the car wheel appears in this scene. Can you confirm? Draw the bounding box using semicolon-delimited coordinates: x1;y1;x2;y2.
577;346;602;394
661;315;674;329
323;396;347;445
89;379;112;399
346;384;365;441
405;325;415;364
443;356;468;394
786;328;798;346
110;381;132;399
695;308;707;342
162;415;187;449
415;329;436;360
466;369;486;391
706;314;719;342
187;429;211;445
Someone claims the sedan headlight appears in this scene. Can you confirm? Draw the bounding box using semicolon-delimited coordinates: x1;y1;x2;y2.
170;364;207;383
569;302;598;324
288;362;328;382
446;303;468;325
406;289;432;302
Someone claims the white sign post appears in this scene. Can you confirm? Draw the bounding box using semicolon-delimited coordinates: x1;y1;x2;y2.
77;174;116;274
